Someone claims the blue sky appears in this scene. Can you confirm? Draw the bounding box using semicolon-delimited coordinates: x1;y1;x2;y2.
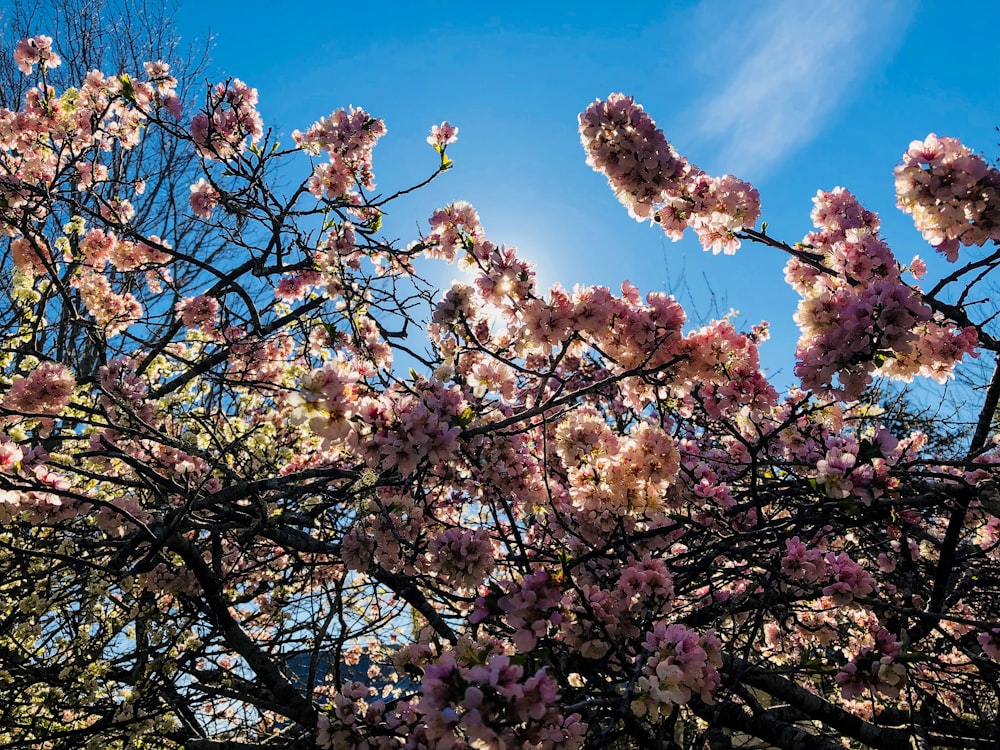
174;0;1000;387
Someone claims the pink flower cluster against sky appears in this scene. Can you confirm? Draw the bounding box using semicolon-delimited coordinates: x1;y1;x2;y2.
174;0;999;386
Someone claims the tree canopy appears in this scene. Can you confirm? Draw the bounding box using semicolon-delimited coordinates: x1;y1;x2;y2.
0;28;999;750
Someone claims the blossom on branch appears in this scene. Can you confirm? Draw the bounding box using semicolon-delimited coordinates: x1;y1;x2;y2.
579;93;760;253
1;31;999;750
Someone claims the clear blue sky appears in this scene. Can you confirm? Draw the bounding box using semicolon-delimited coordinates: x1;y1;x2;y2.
173;0;1000;387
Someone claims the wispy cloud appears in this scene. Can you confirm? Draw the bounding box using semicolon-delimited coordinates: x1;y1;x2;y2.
678;0;910;179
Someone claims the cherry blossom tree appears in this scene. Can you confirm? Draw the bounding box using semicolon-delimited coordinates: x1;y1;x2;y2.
1;33;999;750
1;0;214;380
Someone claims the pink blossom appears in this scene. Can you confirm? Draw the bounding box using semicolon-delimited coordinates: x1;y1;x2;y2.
815;445;858;499
72;270;142;336
835;628;906;699
3;362;75;416
487;570;564;651
190;78;262;160
188;178;219;218
294;106;386;199
100;197;134;224
422;200;482;262
686;173;761;255
427;527;494;590
785;187;975;398
274;271;323;302
71;160;106;190
579;94;759;251
418;650;576;749
143;60;178;99
427;121;458;150
175;295;220;331
780;536;828;583
895;133;1000;259
579;93;689;222
13;36;61;75
632;623;723;721
823;552;875;605
306;160;353;200
978;630;1000;661
0;437;23;473
11;236;51;274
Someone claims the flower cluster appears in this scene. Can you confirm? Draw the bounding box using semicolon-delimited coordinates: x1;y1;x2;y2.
190;78;262;160
422;200;482;263
175;294;220;331
682;319;779;423
895;133;1000;260
822;552;876;606
559;556;677;659
188;178;220;218
354;380;467;476
97;356;153;427
418;651;585;750
632;624;722;721
13;35;61;74
316;221;361;278
780;536;828;585
288;355;365;443
787;188;976;398
579;93;689;222
563;419;681;518
779;537;875;605
2;362;75;417
835;627;907;699
0;461;79;524
315;682;382;750
427;527;494;591
10;236;51;274
814;430;899;503
294;106;387;200
340;491;427;575
473;570;565;652
427;121;458;151
580;93;760;253
72;271;143;337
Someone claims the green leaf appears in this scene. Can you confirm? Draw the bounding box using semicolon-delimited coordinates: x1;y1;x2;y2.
120;74;136;105
457;406;475;428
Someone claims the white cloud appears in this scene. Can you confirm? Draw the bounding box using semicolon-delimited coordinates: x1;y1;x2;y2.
680;0;910;178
